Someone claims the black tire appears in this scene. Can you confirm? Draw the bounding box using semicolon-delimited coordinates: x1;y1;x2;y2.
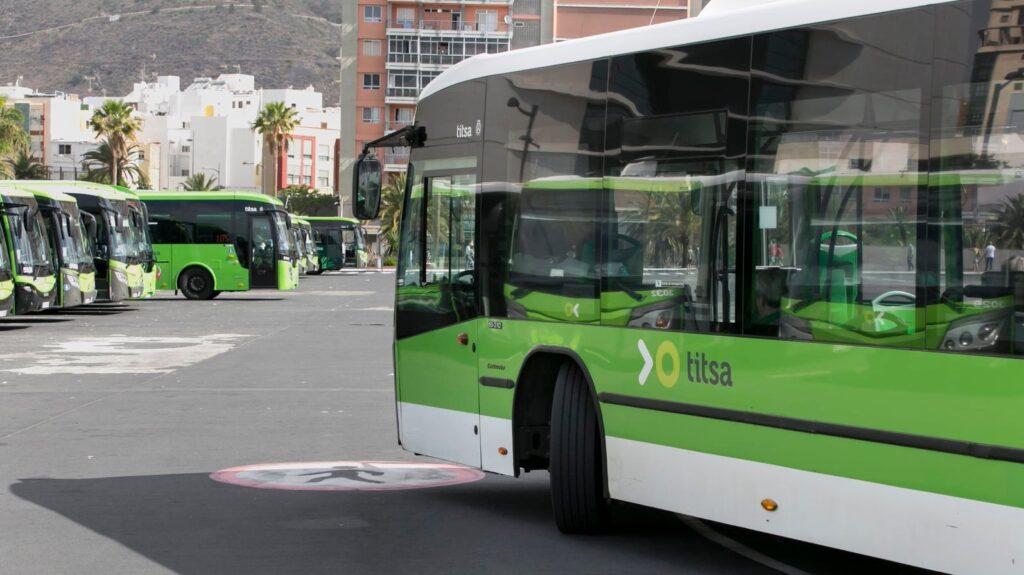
550;362;610;533
210;291;222;299
308;270;323;276
180;268;215;300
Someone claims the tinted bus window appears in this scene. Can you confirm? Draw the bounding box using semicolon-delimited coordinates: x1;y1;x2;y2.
746;9;933;347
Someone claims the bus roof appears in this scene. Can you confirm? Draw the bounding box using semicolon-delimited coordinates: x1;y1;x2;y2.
9;183;78;203
419;0;951;100
14;180;132;201
0;185;35;201
135;190;284;206
304;216;360;225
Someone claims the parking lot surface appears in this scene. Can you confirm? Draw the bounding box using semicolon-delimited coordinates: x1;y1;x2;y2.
0;272;927;574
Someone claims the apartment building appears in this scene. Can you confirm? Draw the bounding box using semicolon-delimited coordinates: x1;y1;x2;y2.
340;0;695;199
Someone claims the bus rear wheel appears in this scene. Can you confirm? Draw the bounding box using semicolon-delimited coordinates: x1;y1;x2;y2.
550;362;610;534
180;268;215;300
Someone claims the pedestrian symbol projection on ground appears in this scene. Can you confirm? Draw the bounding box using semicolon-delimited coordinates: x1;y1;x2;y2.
210;461;486;492
0;334;247;375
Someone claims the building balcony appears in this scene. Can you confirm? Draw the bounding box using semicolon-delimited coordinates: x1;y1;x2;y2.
980;25;1024;47
382;147;410;172
385;119;414;133
385;87;419;105
386;51;506;69
389;0;512;4
386;18;511;36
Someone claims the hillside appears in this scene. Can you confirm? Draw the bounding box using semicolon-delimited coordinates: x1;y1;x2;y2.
0;0;344;101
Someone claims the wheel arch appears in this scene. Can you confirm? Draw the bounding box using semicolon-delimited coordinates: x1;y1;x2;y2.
512;346;608;496
176;263;219;291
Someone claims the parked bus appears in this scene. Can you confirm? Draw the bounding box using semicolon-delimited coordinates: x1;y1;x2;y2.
351;1;1024;573
288;215;308;276
24;181;145;302
0;185;57;313
306;216;367;270
138;190;299;299
294;217;320;275
0;188;12;317
118;188;158;299
22;185;98;308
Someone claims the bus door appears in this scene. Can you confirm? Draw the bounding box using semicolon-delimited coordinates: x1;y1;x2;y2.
249;214;277;289
395;172;481;468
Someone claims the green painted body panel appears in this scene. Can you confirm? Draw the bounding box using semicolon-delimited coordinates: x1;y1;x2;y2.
0;278;12;315
279;257;299;290
396;316;1024;508
152;244;250;292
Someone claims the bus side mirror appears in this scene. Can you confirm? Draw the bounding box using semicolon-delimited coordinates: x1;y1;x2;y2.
690;189;702;214
354;154;382;220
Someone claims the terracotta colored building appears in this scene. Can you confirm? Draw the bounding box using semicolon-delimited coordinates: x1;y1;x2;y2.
339;0;697;202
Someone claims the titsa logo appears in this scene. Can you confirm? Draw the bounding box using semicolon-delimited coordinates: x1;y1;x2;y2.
637;339;733;389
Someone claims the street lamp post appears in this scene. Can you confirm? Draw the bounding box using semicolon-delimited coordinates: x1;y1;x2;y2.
507;97;539;182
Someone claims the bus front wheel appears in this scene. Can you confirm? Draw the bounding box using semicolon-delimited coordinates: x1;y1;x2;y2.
180;268;215;300
550;362;610;534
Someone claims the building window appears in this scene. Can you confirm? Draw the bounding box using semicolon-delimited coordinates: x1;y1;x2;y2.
181;169;190;177
363;39;381;57
363;73;381;90
181;145;191;153
138;150;146;161
899;187;912;202
395;7;415;28
395;107;414;124
362;107;381;124
57;144;71;155
873;189;891;203
363;5;381;23
477;10;498;32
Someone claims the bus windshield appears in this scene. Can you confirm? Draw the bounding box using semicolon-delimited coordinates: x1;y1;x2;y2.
59;201;93;267
9;205;53;273
272;212;294;257
103;204;132;262
128;202;153;263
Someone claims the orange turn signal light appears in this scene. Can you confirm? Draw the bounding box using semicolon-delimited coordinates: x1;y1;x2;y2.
498;447;508;456
761;498;778;512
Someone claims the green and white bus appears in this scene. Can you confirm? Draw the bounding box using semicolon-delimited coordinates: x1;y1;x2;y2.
352;0;1024;572
294;217;320;275
25;181;146;302
0;185;57;313
120;188;158;299
22;185;98;308
139;190;300;300
306;217;368;270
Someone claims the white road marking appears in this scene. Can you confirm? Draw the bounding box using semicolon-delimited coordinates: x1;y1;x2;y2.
354;306;393;311
0;334;247;375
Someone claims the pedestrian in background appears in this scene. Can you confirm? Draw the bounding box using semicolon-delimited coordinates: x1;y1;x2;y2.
985;241;997;271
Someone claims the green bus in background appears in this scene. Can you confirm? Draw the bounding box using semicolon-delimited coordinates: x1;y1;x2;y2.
0;185;57;313
288;215;309;276
294;217;320;275
24;181;144;302
120;189;158;298
306;216;367;270
0;187;13;316
22;185;97;308
138;190;299;300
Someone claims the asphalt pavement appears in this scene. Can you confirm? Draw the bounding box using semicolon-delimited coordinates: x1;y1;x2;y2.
0;272;929;574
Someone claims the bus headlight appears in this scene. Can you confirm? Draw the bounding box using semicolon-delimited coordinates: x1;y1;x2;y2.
113;270;127;283
65;274;80;289
943;314;1005;351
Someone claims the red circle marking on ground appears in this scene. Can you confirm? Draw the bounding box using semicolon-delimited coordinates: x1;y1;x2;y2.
209;460;486;492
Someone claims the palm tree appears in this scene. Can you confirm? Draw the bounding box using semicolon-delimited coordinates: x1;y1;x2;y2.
379;171;407;256
992;193;1024;250
182;173;221;191
81;140;144;185
253;102;299;197
87;100;142;186
0;96;29;178
5;150;48;179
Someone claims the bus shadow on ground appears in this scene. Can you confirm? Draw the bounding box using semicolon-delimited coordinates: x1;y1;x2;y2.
9;472;765;575
144;297;286;302
57;307;137;316
0;324;30;331
4;317;74;324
